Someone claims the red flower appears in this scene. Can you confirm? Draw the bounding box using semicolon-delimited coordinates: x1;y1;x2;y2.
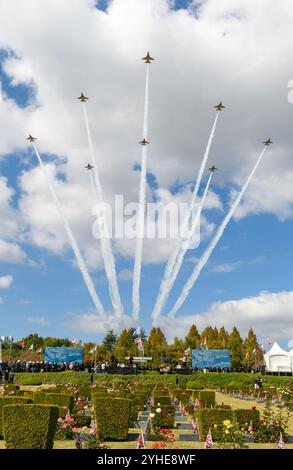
252;406;256;410
160;442;167;447
152;442;159;449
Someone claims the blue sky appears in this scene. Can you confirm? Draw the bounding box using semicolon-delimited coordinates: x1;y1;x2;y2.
0;0;293;347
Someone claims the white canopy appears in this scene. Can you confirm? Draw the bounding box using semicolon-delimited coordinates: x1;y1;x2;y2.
264;342;292;372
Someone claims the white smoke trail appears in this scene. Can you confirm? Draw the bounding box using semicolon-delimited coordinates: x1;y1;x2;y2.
152;173;213;321
152;112;220;320
132;65;150;321
32;145;106;319
82;103;123;317
168;146;268;318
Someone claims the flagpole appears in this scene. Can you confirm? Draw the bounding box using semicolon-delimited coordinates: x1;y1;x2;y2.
8;342;12;362
0;340;2;363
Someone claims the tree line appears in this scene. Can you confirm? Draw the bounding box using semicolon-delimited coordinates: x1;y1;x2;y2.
1;326;264;369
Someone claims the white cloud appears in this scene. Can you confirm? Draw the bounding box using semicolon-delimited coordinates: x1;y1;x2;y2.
26;316;49;326
0;239;28;264
156;290;293;341
64;311;136;335
0;275;13;288
20;299;33;305
211;261;243;273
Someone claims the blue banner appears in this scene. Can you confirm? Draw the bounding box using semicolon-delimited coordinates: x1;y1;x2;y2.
192;349;231;368
44;347;83;364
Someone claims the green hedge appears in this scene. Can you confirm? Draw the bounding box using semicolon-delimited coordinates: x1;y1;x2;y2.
154;395;171;406
13;371;293;389
94;397;132;440
73;414;91;427
151;405;176;428
0;396;33;438
186;381;204;390
33;393;74;416
233;408;260;431
3;404;59;449
196;408;234;440
191;390;201;401
196;407;261;441
199;391;215;408
131;392;149;410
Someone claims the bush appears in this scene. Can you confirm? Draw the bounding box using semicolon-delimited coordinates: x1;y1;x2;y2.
196;408;234;441
33;393;74;417
0;396;33;438
73;414;91;427
191;390;201;401
154;395;171;406
19;378;42;386
131;391;149;410
3;404;58;449
94;397;132;440
186;381;204;390
199;391;215;408
233;409;260;431
151;405;176;429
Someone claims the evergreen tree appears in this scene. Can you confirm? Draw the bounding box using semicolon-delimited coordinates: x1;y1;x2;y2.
147;327;168;365
184;325;200;350
102;330;118;352
229;326;244;370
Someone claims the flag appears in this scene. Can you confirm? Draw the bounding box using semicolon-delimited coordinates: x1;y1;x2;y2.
7;336;14;343
204;430;213;449
184;347;191;355
137;429;145;449
145;417;151;441
78;340;83;346
37;347;42;353
194;398;201;409
191;418;199;434
277;433;286;449
268;340;273;347
134;336;143;351
71;337;77;344
247;420;253;435
19;340;25;349
28;344;34;351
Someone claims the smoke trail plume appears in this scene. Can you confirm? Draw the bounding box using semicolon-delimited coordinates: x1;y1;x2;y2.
33;145;105;318
152;173;213;321
168;146;268;318
132;65;150;321
152;112;220;320
83;103;123;317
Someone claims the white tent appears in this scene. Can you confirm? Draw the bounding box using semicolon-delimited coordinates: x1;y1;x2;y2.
264;342;292;372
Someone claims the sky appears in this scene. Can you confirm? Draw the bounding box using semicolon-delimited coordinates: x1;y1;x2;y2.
0;0;293;347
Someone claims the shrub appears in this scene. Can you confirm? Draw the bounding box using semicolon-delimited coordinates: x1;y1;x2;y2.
94;397;132;440
186;381;204;390
33;392;74;417
191;390;201;401
151;405;176;429
3;404;58;449
154;395;171;406
199;391;215;408
131;392;149;410
73;414;91;427
233;408;260;431
0;396;32;438
196;408;234;441
19;378;42;386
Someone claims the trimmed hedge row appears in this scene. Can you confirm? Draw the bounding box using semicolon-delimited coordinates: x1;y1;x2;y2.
196;408;261;441
33;393;74;416
0;396;33;438
94;397;132;440
198;391;215;408
153;395;171;406
13;371;293;388
3;404;58;449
